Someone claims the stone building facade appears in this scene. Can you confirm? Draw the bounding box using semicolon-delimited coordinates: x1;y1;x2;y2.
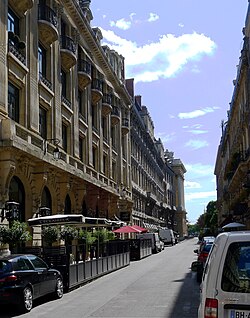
0;0;132;238
215;4;250;229
0;0;187;240
126;79;187;236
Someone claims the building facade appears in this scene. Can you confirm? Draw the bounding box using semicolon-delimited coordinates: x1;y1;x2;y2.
126;79;187;236
0;0;133;243
215;3;250;229
0;0;187;241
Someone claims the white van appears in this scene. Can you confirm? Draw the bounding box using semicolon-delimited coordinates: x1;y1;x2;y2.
194;231;250;318
159;228;175;245
136;233;161;253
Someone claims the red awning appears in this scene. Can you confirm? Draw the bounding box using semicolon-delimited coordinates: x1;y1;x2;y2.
130;225;148;233
113;225;142;234
113;225;148;234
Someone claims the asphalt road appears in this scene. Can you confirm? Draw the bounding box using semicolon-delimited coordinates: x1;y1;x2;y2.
1;238;200;318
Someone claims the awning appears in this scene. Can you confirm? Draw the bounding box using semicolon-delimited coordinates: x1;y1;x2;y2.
84;217;112;227
28;214;85;226
130;224;148;233
28;215;112;227
113;225;142;234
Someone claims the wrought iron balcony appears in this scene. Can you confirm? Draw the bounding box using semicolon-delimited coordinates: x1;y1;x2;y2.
111;106;120;126
102;93;112;116
91;78;103;104
38;4;58;45
78;59;91;89
8;39;26;65
121;117;129;135
60;35;77;70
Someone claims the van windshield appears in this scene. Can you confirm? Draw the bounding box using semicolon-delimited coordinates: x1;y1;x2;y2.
221;242;250;293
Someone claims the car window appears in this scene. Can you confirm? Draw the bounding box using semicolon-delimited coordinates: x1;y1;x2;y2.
221;242;250;293
27;255;48;270
203;244;213;253
12;257;34;271
0;260;11;273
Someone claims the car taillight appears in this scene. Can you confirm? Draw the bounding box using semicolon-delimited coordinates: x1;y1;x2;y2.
204;298;218;318
0;275;18;283
199;252;208;262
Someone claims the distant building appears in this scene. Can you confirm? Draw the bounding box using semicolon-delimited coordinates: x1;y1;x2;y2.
126;79;187;237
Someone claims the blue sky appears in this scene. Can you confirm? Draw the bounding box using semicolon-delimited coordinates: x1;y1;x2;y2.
90;1;248;223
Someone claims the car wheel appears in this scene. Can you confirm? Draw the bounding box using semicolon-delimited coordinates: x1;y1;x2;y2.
19;286;33;313
54;277;63;299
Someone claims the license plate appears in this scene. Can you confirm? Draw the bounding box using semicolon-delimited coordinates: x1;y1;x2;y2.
230;310;250;318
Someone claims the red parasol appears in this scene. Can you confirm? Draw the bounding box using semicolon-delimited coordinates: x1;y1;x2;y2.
113;225;142;234
130;224;148;233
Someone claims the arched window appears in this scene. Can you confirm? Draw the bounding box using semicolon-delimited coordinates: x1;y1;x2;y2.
9;176;25;222
82;200;87;216
41;186;52;212
64;194;71;214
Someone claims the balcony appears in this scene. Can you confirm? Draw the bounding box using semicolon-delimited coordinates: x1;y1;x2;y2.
10;0;34;14
8;34;26;65
121;117;129;135
91;78;103;104
78;59;91;90
102;93;112;116
38;4;58;46
60;35;77;71
111;106;120;126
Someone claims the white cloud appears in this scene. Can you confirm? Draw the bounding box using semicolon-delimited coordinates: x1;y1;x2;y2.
155;132;176;143
178;106;219;119
110;18;131;30
188;129;208;135
99;28;216;83
148;13;159;22
185;163;215;178
129;13;136;20
183;124;208;135
185;191;216;201
185;139;209;150
185;181;201;189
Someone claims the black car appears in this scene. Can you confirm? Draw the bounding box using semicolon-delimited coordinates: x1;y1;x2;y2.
0;254;63;313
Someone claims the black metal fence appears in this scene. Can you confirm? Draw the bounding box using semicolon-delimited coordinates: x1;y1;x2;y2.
18;240;130;291
129;239;152;261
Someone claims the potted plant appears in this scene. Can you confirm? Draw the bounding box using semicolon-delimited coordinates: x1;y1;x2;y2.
41;225;60;247
93;229;115;257
78;230;96;260
60;225;78;243
0;221;32;255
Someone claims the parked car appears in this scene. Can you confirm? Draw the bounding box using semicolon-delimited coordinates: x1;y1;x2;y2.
192;231;250;318
0;254;63;313
159;228;175;245
194;242;213;282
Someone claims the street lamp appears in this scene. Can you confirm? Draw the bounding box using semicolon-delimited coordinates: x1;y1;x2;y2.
43;138;61;160
0;201;20;222
36;207;51;218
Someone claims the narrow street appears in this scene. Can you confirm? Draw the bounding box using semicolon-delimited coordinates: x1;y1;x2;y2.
1;238;200;318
